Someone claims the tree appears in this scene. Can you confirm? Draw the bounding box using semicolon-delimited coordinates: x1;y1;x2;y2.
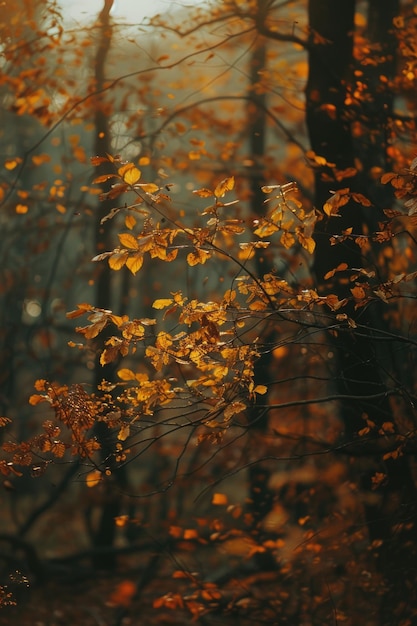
1;1;417;624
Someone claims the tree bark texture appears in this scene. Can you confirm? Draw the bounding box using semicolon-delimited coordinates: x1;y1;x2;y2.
306;1;417;620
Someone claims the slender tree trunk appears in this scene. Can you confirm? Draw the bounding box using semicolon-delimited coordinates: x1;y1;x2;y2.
245;0;276;536
90;0;127;569
306;0;417;619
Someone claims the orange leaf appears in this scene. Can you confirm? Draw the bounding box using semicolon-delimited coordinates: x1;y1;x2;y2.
212;493;228;505
86;469;101;488
29;394;45;406
108;580;136;608
380;172;396;184
183;528;198;540
91;155;109;166
4;158;22;170
93;173;118;184
193;188;214;198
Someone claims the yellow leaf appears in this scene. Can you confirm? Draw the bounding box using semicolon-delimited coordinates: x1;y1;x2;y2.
126;253;143;275
109;252;129;270
254;385;267;395
300;235;315;254
119;233;138;249
213;365;228;379
214;176;235;198
254;221;279;237
249;300;267;310
118;425;130;441
153;298;173;309
137;183;159;193
280;231;295;248
187;248;211;266
125;214;136;230
118;163;134;177
224;400;246;420
117;368;136;381
238;247;255;260
123;167;141;185
86;469;101;488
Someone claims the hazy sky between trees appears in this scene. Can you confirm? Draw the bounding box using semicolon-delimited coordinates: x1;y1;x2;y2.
61;0;207;24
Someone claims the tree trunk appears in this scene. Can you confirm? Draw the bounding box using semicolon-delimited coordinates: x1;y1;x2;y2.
306;0;417;619
90;0;127;569
246;0;276;532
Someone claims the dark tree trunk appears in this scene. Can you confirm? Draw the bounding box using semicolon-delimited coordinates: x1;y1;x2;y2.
245;0;276;531
306;0;417;619
90;0;127;570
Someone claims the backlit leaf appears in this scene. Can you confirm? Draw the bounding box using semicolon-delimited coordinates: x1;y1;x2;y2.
109;252;129;270
280;231;295;248
224;400;246;420
118;425;130;441
118;368;136;381
118;233;138;250
91;155;109;166
214;176;235;198
126;253;143;275
153;298;174;309
123;167;141;185
193;188;214;198
187;248;211;266
93;173;118;184
86;469;101;488
137;183;159;193
125;214;136;230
